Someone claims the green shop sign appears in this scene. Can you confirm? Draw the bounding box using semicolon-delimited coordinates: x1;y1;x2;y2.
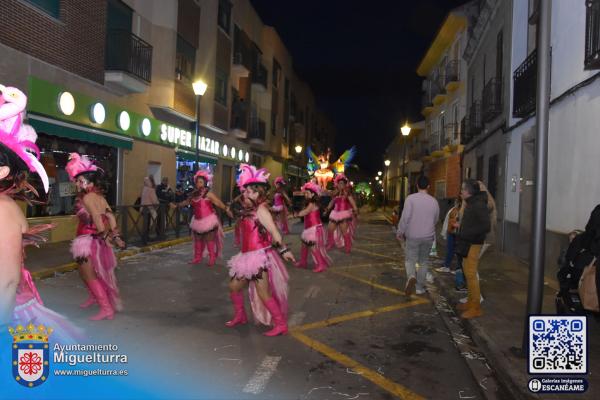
26;76;250;163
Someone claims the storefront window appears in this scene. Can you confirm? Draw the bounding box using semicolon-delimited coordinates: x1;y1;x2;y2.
176;157;215;193
28;133;118;217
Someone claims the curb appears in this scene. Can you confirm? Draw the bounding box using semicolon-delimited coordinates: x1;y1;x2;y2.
31;226;235;281
431;273;534;400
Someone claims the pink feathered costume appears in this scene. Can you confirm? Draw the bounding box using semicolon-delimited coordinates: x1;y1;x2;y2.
225;164;290;337
67;153;122;321
272;177;289;235
188;170;224;266
1;85;81;342
296;182;331;272
327;175;356;253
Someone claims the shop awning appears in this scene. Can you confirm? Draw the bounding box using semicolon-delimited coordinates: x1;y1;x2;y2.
28;114;133;150
176;149;217;164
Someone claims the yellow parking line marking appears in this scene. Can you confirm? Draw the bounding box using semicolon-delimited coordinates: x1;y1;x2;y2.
334;261;398;270
292;300;428;332
291;331;426;400
331;269;406;295
351;247;398;261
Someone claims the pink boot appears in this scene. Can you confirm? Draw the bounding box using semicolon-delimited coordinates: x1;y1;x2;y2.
295;245;309;268
343;233;353;253
207;240;217;266
225;292;248;327
79;283;96;308
326;230;335;250
87;279;114;321
189;239;204;264
263;297;288;337
312;249;328;273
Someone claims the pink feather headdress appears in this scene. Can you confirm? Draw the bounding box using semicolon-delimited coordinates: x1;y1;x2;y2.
0;85;49;193
194;169;213;185
301;181;321;196
65;153;100;182
274;176;286;186
238;163;270;187
334;174;349;184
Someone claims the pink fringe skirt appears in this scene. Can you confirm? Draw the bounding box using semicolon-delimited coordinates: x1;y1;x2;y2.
328;210;356;248
14;268;84;344
302;224;332;266
71;234;122;311
190;213;224;258
227;247;289;326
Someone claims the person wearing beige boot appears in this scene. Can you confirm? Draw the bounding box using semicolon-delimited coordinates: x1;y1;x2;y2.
454;180;490;319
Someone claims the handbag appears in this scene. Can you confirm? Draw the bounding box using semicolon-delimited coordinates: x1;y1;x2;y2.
578;257;599;312
455;239;471;258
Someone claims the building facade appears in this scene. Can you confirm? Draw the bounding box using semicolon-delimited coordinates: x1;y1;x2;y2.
0;0;330;242
417;5;473;207
460;0;512;248
503;0;600;264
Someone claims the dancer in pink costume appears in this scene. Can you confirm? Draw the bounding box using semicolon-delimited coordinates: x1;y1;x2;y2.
226;164;295;336
0;84;81;342
325;174;359;253
177;169;232;266
231;185;253;248
294;181;332;272
67;153;126;321
271;176;291;235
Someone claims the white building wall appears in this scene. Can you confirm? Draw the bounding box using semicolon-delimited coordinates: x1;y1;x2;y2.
550;0;595;99
547;83;600;233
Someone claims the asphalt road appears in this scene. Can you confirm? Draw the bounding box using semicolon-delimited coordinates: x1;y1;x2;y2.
12;212;503;400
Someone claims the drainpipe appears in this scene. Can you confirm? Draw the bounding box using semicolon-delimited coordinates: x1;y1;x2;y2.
501;131;510;253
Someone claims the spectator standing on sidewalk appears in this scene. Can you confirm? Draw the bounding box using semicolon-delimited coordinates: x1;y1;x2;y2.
141;176;159;237
477;181;497;257
437;197;462;273
396;176;440;296
156;177;174;239
454;180;490;319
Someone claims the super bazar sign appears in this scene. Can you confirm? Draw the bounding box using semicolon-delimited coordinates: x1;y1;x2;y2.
159;124;219;156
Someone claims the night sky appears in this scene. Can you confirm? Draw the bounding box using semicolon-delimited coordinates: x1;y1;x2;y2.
251;0;466;174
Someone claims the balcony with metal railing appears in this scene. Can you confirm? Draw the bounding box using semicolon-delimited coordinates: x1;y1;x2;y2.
444;123;460;146
482;77;503;122
460;116;471;145
251;63;268;92
249;118;266;145
431;78;447;106
465;101;482;144
513;50;537;118
444;60;460;91
105;29;153;94
421;91;434;116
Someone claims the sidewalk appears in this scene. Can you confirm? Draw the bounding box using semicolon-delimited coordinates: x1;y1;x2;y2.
382;208;598;399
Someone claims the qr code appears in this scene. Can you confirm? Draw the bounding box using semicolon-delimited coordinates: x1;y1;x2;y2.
529;316;587;374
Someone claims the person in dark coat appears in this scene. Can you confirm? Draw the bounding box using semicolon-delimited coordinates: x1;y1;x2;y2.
453;179;490;319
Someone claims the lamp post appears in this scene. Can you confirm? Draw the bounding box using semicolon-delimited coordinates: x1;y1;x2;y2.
383;159;390;211
192;79;208;172
399;122;411;213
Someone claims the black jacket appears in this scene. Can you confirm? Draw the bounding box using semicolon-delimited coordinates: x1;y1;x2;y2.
457;192;491;245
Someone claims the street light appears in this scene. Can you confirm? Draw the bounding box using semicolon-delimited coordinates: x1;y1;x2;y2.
192;79;208;172
295;145;303;154
384;159;390;167
375;176;379;181
377;171;382;176
383;159;391;211
400;122;411;214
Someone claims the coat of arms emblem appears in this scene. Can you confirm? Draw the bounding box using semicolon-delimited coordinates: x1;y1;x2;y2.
9;323;52;388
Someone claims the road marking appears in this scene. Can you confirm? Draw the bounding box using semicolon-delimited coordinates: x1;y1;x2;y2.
351;247;398;261
304;285;321;299
292;331;425;400
292;300;428;332
242;356;281;394
288;311;307;327
334;261;397;270
330;269;406;295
